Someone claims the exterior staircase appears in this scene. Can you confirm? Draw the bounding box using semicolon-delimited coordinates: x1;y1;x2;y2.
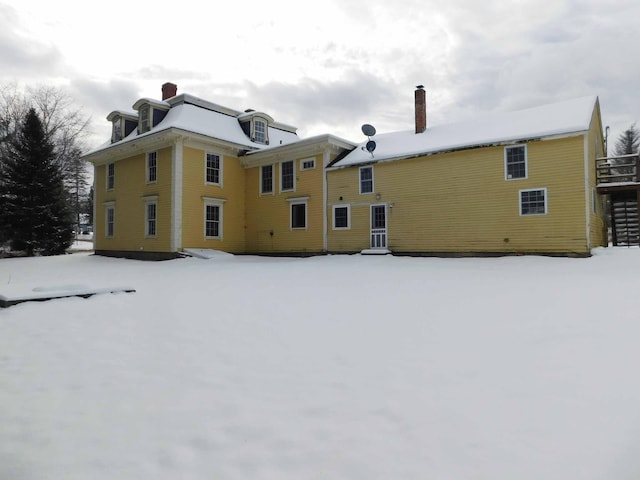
596;153;640;247
611;193;639;246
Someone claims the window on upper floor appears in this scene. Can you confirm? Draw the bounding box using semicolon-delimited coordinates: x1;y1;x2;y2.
112;118;122;143
333;205;351;230
520;188;547;215
254;119;267;144
147;152;157;183
360;166;374;194
301;158;316;170
261;164;274;194
281;160;295;192
505;145;527;180
107;163;115;190
206;153;222;186
139;105;150;133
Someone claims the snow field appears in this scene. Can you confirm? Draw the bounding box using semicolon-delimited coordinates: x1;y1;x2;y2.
1;249;640;479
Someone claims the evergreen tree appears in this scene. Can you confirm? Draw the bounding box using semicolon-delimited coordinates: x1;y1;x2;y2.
1;108;74;256
613;123;640;156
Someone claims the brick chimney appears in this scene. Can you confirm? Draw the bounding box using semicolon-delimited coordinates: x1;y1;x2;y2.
162;82;177;100
415;85;426;134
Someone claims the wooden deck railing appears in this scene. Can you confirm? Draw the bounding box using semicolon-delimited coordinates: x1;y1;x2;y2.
596;153;640;185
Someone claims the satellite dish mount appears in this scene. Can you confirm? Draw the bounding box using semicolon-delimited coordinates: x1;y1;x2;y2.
361;124;377;158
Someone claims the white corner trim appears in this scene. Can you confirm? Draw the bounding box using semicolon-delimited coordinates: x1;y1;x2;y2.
171;138;184;252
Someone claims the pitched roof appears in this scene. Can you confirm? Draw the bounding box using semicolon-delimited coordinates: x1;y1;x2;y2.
331;96;599;168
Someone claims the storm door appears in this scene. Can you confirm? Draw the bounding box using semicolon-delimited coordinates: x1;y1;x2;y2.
370;204;387;248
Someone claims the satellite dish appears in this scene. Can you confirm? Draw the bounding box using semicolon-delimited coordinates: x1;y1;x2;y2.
361;124;376;137
366;140;377;153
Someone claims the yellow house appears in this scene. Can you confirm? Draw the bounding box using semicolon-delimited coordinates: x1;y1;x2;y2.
326;87;607;256
82;83;607;259
82;83;354;259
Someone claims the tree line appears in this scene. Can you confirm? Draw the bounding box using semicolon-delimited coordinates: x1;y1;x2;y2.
0;84;92;256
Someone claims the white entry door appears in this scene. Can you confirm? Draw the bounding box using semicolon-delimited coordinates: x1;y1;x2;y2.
370;204;387;248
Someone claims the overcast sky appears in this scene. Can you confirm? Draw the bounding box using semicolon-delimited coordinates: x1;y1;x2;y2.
1;0;639;152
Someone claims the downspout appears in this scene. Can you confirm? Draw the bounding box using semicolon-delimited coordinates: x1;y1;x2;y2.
92;169;97;251
323;148;330;252
171;137;184;252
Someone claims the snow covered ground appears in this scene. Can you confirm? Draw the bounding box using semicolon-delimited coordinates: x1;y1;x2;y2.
1;249;640;479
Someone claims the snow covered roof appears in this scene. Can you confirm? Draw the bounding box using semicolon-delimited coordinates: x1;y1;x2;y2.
135;102;299;148
332;96;599;168
86;93;300;157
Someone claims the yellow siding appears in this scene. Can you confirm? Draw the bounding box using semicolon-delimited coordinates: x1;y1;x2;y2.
328;136;591;255
180;146;246;253
245;155;324;253
94;147;173;253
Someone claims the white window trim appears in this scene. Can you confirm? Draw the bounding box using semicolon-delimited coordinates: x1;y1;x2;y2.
280;160;296;193
287;196;309;230
112;117;122;143
260;164;274;195
103;201;115;238
106;163;115;191
253;117;269;145
139;104;150;133
359;165;374;194
505;144;528;180
332;204;351;230
143;195;158;238
204;152;223;187
300;157;316;170
519;188;548;216
203;197;226;240
146;151;158;184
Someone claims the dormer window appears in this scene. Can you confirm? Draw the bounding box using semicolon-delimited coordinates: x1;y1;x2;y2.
254;119;266;144
107;111;139;144
238;111;273;145
132;98;170;135
112;118;122;142
139;105;150;133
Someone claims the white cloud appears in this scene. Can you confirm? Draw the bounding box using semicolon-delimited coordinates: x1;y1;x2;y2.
1;0;639;149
